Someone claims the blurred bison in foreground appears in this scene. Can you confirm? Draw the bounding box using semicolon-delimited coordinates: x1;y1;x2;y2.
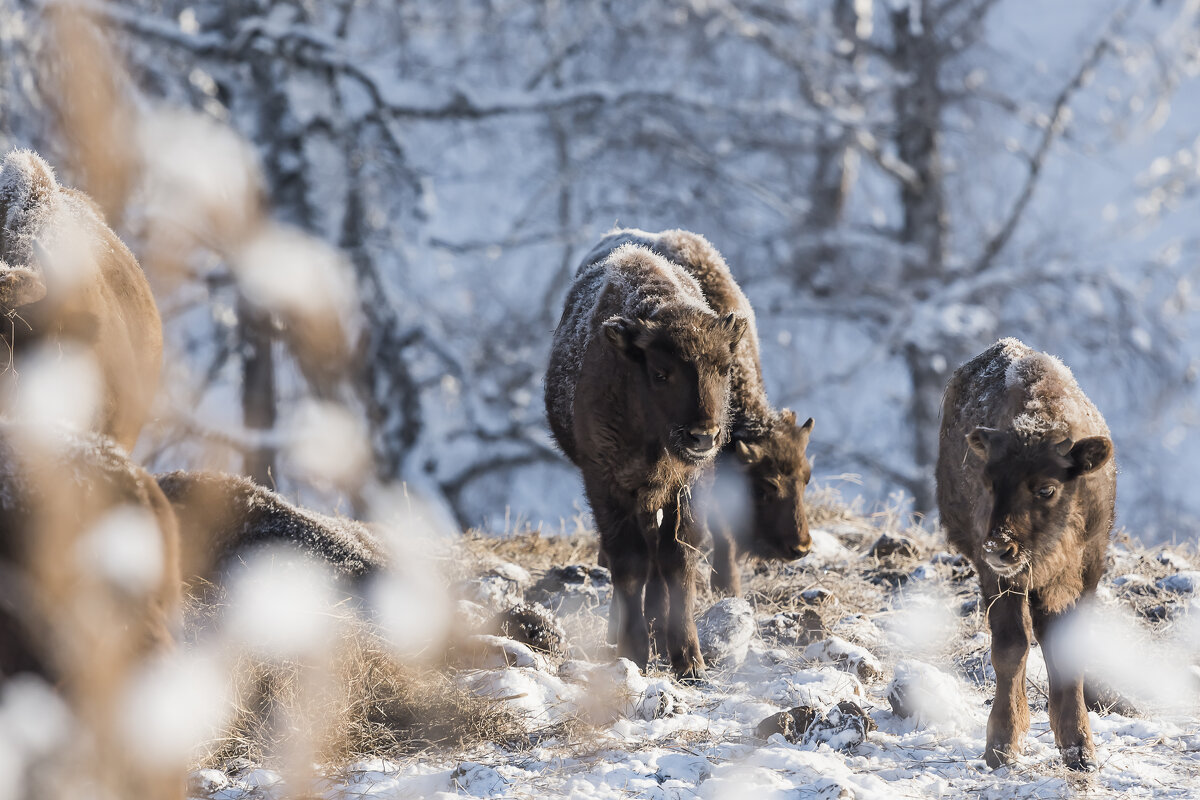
0;150;162;451
0;422;182;798
589;228;815;595
937;338;1115;772
156;470;387;597
545;241;746;681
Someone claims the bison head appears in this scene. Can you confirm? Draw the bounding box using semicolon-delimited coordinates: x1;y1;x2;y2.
966;427;1113;577
732;411;815;560
603;309;746;463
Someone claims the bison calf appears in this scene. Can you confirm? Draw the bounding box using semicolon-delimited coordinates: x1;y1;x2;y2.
584;228;815;595
545;241;746;681
937;338;1115;771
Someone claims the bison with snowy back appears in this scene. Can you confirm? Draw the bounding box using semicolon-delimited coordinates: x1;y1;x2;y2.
585;228;815;595
545;240;747;681
937;338;1115;771
0;150;162;451
156;470;388;597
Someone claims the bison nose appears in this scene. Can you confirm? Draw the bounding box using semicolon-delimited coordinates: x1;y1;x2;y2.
984;535;1020;562
687;424;719;453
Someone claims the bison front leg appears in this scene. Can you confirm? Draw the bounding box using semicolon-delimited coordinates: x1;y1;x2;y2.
984;582;1033;768
590;490;651;670
1034;607;1097;772
657;500;706;683
709;527;741;597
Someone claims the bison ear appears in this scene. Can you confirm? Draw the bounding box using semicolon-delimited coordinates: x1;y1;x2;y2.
718;312;747;351
734;439;762;465
966;426;1000;460
1067;436;1112;475
602;317;642;359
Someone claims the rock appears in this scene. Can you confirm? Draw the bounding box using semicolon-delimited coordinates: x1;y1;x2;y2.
867;568;909;588
492;603;567;659
803;637;884;683
887;660;976;730
458;573;525;609
1157;571;1200;594
636;681;688;721
460;634;545;670
756;710;796;740
1157;550;1193;571
696;598;756;668
455;600;491;634
869;533;919;560
188;769;230;795
450;762;508;797
755;705;819;742
1142;603;1169;622
931;552;967;567
527;564;612;616
908;564;937;581
800;587;838;606
1112;574;1153;593
491;561;531;585
759;609;828;647
804;701;875;751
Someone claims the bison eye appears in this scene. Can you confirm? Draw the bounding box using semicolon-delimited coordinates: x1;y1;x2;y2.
652;369;670;384
1035;485;1056;500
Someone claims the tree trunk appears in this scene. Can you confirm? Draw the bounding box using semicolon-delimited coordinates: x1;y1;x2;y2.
892;0;951;514
239;298;277;485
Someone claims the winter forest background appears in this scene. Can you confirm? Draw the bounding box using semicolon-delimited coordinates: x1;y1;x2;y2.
2;0;1199;542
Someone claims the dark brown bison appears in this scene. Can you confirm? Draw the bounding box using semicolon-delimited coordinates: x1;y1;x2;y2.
0;150;162;451
0;422;182;798
937;338;1115;771
156;470;387;596
545;242;746;681
584;228;815;595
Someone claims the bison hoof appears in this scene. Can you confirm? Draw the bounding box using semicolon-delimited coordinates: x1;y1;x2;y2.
1062;746;1098;773
674;664;708;686
984;742;1021;769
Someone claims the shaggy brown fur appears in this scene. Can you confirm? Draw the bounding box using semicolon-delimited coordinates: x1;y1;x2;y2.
586;229;815;595
156;470;387;595
0;422;182;798
0;150;162;451
937;338;1115;772
544;241;746;681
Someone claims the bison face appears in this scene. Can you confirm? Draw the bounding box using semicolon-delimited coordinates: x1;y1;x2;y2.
966;427;1113;577
603;311;745;463
733;411;815;560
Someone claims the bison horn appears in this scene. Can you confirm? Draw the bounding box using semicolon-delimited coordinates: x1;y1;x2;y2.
1055;438;1074;457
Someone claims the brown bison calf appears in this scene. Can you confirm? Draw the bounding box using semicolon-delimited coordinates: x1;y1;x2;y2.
584;229;815;595
0;150;162;451
545;242;746;681
937;338;1115;771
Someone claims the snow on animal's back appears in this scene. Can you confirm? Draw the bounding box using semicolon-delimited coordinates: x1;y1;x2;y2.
997;337;1110;443
949;337;1109;446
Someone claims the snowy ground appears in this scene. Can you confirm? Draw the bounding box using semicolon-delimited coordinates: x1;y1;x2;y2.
189;516;1200;800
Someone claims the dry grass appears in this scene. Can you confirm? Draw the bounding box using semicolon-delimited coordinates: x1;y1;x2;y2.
191;616;527;774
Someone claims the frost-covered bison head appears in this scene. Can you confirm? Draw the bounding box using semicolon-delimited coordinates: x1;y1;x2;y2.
966;427;1112;578
732;410;815;560
602;307;746;463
